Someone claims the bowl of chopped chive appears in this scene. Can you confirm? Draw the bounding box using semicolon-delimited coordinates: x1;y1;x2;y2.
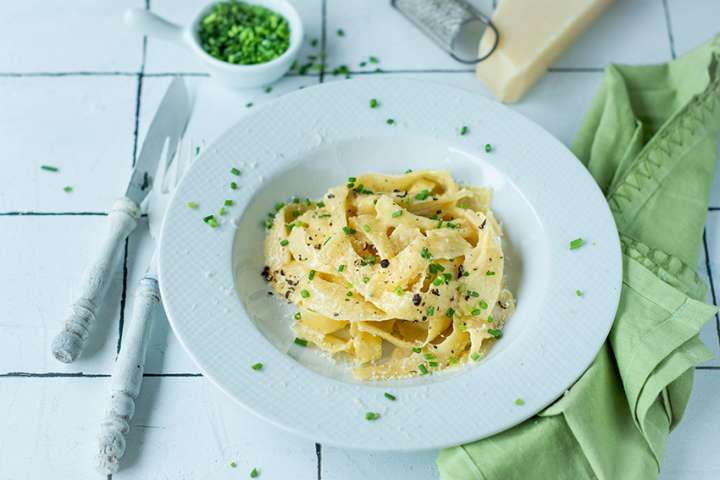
125;0;303;88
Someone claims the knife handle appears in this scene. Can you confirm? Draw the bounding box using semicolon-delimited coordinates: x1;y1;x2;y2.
51;197;141;363
97;269;160;474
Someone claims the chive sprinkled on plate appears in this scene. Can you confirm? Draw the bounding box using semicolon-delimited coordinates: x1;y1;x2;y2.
224;199;234;206
337;28;345;37
395;287;404;296
338;264;345;272
294;337;308;347
230;462;237;468
471;308;481;316
365;411;380;421
369;98;379;108
576;289;583;296
486;271;496;276
415;189;430;200
369;55;380;64
264;86;272;93
412;346;422;353
294;312;301;320
479;299;488;309
384;392;397;401
219;207;226;216
386;118;396;125
342;226;356;235
246;102;254;108
251;362;263;370
445;307;455;318
420;247;432;259
41;165;59;172
569;238;585;250
488;328;503;338
300;289;310;298
418;363;429;375
484;143;493;153
515;398;525;406
362;223;371;232
308;270;316;280
230;181;238;190
279;239;289;246
460;126;469;136
426;306;435;316
250;467;259;478
203;215;219;228
362;276;370;284
63;186;73;193
231;167;241;176
310;38;319;47
392;210;403;218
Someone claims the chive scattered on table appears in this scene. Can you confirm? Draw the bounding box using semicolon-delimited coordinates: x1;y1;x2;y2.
264;86;273;93
63;186;73;193
246;102;254;108
459;126;469;136
337;28;345;37
231;167;241;176
230;181;239;190
224;199;234;206
251;362;263;370
219;207;226;216
576;289;583;296
386;118;396;125
41;165;59;172
203;215;219;228
515;398;525;406
230;462;237;468
365;411;380;421
250;467;259;478
384;392;397;401
484;143;493;153
369;98;379;108
369;55;380;64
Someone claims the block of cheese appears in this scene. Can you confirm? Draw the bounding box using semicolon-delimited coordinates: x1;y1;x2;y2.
476;0;614;103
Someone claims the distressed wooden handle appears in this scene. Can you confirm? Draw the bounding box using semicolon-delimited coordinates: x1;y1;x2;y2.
51;197;141;363
97;273;160;474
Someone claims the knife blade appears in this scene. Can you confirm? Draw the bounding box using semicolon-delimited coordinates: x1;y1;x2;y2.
125;76;191;204
51;77;192;363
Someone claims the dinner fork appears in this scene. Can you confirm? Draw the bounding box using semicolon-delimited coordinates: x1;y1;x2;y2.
96;135;195;474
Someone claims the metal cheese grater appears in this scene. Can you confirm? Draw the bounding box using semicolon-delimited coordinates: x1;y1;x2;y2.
392;0;499;64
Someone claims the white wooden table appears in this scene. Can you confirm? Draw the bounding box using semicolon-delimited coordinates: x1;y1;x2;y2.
1;1;719;479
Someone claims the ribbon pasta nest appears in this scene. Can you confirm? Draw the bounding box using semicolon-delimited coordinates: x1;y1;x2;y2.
263;170;515;380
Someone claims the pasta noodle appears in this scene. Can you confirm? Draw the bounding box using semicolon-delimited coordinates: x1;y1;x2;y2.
263;170;515;380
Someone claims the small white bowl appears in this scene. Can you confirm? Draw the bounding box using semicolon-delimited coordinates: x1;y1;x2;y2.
125;0;303;89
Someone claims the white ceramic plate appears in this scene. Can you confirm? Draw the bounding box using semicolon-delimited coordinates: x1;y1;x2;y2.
158;78;621;451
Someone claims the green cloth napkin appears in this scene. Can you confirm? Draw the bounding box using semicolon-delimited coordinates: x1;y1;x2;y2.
438;35;720;480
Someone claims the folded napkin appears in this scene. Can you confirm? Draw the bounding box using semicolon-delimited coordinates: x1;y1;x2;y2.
438;35;720;480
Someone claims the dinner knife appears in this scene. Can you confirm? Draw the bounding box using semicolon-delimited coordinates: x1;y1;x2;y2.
51;77;191;363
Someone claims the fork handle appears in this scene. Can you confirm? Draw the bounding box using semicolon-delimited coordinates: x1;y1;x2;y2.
51;197;141;363
97;266;159;474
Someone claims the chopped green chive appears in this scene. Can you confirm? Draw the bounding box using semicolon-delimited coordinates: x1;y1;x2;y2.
414;189;431;201
274;202;285;211
369;56;380;64
308;270;316;280
459;322;467;331
384;392;397;401
316;201;325;207
63;186;73;193
515;398;524;406
448;355;458;365
428;263;444;274
576;289;583;296
365;411;381;421
362;276;370;284
459;126;469;136
392;210;403;218
224;199;234;207
420;247;432;259
251;362;263;370
484;143;493;153
348;176;357;183
230;461;237;468
294;337;308;347
386;118;396;125
468;291;480;298
310;38;319;47
426;306;435;316
245;102;254;108
264;86;272;93
487;314;494;323
423;353;435;360
395;287;404;296
369;98;379;108
230;181;238;190
412;346;422;353
486;271;496;276
418;364;429;375
479;299;488;309
471;308;481;316
442;273;452;283
445;308;455;318
250;467;259;478
300;289;310;298
471;352;481;361
203;215;219;228
294;312;301;320
195;146;201;156
231;167;241;176
432;277;444;286
342;226;356;235
428;360;439;367
319;213;331;218
569;238;585;250
488;328;503;339
279;239;289;246
338;264;345;272
219;207;226;216
41;165;59;172
404;168;413;173
337;28;345;37
346;291;353;297
362;224;371;232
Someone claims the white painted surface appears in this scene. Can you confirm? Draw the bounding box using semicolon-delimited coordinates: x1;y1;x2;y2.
1;0;719;478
